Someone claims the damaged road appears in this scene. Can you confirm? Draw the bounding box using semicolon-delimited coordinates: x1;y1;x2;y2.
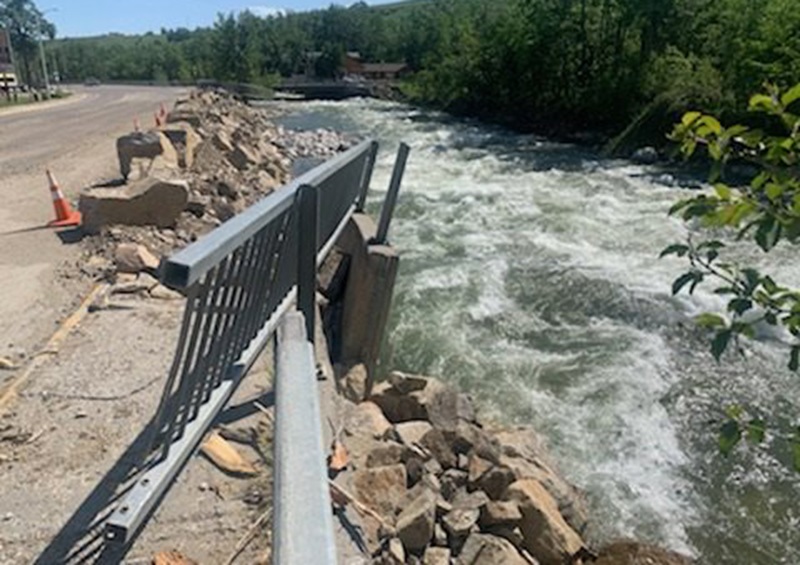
0;84;187;373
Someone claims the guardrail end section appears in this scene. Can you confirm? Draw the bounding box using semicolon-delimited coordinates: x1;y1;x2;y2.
273;312;337;565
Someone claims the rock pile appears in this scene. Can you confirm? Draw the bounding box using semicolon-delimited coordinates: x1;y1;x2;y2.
336;370;592;565
77;89;356;284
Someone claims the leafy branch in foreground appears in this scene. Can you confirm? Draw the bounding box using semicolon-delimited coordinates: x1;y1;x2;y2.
663;83;800;463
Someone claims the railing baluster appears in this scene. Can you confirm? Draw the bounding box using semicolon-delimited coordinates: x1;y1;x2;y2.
297;184;319;342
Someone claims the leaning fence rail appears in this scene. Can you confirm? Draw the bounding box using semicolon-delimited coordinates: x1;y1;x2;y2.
104;139;381;550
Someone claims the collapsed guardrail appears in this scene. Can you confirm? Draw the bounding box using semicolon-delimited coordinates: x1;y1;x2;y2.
103;138;408;560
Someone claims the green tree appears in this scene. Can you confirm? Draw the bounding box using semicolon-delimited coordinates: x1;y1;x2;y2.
664;83;800;465
0;0;55;86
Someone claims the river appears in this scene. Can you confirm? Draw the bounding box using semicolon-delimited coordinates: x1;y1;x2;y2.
273;98;800;564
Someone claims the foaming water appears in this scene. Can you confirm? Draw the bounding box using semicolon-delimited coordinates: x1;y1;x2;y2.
274;99;800;563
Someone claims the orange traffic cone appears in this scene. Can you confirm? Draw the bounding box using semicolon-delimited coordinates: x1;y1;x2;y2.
46;170;82;228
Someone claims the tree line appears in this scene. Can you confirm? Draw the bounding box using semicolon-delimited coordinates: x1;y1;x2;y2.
5;0;800;143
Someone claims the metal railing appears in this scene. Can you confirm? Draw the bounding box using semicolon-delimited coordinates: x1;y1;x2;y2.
104;139;382;548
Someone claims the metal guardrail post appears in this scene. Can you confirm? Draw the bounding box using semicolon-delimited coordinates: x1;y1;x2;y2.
375;142;410;245
356;140;379;212
297;184;318;342
273;312;337;565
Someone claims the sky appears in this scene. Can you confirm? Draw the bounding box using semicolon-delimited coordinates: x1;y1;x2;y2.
44;0;396;38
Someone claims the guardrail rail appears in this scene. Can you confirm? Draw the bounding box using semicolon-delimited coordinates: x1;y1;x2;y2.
103;139;402;556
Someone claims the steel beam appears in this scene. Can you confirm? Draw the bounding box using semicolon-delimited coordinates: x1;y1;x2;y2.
273;312;337;565
375;142;410;245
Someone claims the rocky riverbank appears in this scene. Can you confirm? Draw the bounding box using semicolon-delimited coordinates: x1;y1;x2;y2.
71;89;357;286
325;368;693;565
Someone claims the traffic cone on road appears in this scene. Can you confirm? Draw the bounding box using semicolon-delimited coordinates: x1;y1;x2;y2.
46;170;82;228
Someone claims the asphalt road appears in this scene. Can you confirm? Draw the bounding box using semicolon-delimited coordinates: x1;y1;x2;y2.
0;84;186;365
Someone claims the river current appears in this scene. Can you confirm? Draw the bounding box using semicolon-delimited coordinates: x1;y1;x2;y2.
274;98;800;564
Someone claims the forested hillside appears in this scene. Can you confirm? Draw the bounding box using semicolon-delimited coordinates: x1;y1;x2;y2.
49;0;800;141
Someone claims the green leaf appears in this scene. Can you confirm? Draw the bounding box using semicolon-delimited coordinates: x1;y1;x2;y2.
689;272;704;294
742;269;761;292
755;216;781;251
698;240;726;251
781;84;800;108
734;322;756;339
719;419;741;456
752;171;770;190
672;272;696;295
700;115;722;135
714;287;737;296
711;329;732;361
790;346;800;372
765;183;783;202
762;276;779;294
668;200;692;216
659;244;690;258
725;124;749;139
682;111;702;126
696;313;726;328
714;184;732;200
749;93;775;112
746;419;766;444
728;298;753;316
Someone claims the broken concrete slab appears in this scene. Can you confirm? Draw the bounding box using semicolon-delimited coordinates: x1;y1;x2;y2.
162;121;201;169
117;131;179;180
80;178;190;234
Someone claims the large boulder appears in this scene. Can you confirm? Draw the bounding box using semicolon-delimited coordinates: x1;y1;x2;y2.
457;534;529;565
227;142;261;171
441;507;479;539
161;121;201;169
396;489;437;553
501;455;589;534
352;464;407;521
494;426;589;533
346;401;392;439
80;178;190;234
370;373;469;429
126;155;180;182
505;479;585;565
116;131;179;180
423;547;450;565
166;107;203;129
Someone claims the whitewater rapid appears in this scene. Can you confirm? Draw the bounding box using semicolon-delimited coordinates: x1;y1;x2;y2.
275;99;800;564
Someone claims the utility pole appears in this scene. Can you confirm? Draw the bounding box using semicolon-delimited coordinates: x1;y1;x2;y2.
37;15;50;98
37;8;58;99
38;35;49;97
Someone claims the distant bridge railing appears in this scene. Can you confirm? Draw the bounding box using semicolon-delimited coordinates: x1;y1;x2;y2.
103;138;407;561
